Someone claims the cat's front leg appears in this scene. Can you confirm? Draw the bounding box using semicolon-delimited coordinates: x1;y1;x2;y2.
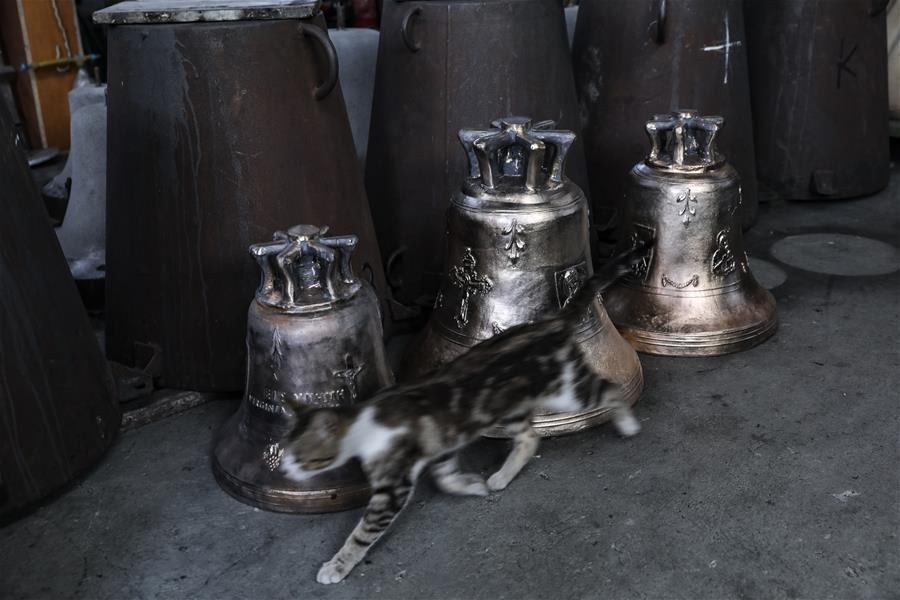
317;473;416;584
487;421;539;491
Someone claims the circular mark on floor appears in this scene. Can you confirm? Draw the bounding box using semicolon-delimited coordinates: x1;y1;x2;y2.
770;233;900;276
748;257;787;289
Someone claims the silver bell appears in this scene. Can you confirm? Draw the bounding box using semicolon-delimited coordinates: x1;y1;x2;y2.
604;111;778;355
213;225;393;513
405;117;643;436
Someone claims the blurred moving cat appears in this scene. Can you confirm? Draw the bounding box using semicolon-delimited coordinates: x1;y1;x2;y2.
280;243;649;584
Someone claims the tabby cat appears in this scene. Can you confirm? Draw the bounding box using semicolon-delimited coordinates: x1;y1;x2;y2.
280;245;647;584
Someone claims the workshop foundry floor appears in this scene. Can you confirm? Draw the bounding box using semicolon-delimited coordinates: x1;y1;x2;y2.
3;165;899;599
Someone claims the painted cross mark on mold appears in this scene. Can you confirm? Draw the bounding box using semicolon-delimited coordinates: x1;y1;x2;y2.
836;38;858;89
703;12;743;85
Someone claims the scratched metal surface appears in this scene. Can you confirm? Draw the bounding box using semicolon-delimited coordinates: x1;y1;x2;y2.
93;0;320;24
0;103;119;520
744;0;890;201
572;0;759;234
103;15;386;391
1;157;898;598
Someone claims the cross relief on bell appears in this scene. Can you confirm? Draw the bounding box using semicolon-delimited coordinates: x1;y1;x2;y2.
448;248;493;329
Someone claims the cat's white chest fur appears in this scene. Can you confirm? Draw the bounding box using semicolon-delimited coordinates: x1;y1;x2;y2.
280;407;407;482
345;406;408;462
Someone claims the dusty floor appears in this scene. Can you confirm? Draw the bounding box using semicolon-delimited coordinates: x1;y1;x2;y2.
2;163;899;598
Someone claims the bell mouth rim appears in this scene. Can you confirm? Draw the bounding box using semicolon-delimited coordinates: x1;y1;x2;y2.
614;317;778;356
212;457;370;514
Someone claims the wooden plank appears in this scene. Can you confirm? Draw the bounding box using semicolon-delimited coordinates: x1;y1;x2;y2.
0;0;83;149
0;1;38;147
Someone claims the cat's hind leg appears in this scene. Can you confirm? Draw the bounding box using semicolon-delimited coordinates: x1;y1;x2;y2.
594;380;640;437
317;467;418;584
487;419;539;491
430;453;489;497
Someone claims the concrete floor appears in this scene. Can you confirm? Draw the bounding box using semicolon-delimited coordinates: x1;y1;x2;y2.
2;165;899;599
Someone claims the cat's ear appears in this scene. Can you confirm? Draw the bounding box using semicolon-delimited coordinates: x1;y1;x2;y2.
310;409;341;435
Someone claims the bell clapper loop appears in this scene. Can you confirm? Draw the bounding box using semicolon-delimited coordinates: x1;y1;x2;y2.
645;110;726;172
458;117;577;192
248;224;362;310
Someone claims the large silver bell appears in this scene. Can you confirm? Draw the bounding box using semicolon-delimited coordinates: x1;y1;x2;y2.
213;225;393;513
405;117;643;436
604;110;778;356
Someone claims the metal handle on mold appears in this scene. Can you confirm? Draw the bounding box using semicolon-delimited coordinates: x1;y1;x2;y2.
652;0;667;44
401;6;422;52
299;23;339;100
386;246;408;290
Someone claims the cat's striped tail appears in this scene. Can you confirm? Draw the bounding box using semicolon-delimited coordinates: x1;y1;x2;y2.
560;239;653;321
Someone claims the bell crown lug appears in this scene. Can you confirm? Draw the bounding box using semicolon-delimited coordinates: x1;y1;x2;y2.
458;117;577;193
249;224;362;312
645;110;726;172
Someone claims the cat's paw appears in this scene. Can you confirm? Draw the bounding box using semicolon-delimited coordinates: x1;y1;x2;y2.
487;472;510;491
614;414;641;437
436;473;489;496
458;475;489;497
317;559;350;585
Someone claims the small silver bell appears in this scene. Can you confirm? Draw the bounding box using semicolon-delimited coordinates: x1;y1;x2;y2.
213;225;393;513
604;110;778;355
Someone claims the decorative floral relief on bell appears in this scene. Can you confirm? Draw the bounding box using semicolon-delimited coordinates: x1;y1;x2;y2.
403;117;644;436
212;225;393;513
604;110;778;356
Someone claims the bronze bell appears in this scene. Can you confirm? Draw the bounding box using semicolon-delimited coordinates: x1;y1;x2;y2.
604;111;778;356
405;117;643;436
213;225;393;513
